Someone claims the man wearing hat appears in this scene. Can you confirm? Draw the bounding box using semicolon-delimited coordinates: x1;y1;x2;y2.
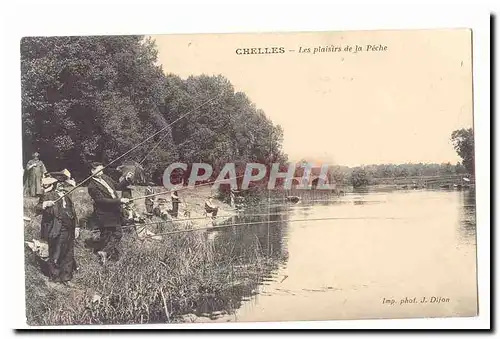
24;152;47;197
35;170;78;285
144;184;155;217
153;198;170;220
87;162;133;264
204;196;219;219
169;190;180;218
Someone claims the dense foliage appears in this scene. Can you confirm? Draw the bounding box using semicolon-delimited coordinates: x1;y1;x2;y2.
349;167;370;188
451;128;475;175
21;36;286;182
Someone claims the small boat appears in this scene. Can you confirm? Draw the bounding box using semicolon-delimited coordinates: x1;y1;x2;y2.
286;196;301;204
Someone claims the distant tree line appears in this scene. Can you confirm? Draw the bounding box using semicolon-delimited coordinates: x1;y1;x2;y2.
21;36;286;183
325;128;475;188
327;162;470;188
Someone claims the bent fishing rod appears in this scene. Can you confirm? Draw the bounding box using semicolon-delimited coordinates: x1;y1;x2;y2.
54;94;223;203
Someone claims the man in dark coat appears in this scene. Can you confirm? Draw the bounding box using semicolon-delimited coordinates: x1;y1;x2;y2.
35;171;78;285
87;162;132;264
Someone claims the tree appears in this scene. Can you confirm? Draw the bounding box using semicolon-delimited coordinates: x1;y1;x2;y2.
21;36;176;179
22;36;287;183
350;167;370;188
439;162;454;175
328;166;346;185
455;162;467;175
451;128;475;175
161;74;286;172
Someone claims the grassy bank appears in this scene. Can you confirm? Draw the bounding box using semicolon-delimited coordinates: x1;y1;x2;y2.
23;186;268;325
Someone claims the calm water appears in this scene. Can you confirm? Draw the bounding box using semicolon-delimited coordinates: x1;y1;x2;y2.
192;189;477;322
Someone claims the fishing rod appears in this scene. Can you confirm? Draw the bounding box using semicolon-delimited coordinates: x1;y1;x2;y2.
139;90;227;165
129;174;247;202
89;211;275;232
242;196;388;208
137;133;171;165
54;94;223;203
137;215;405;240
121;210;301;229
90;209;403;233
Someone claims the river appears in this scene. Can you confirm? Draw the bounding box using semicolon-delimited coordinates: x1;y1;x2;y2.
186;189;477;323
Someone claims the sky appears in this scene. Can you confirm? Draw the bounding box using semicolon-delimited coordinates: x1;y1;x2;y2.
151;29;473;167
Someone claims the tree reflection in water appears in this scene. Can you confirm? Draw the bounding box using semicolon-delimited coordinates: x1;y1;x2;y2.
188;206;290;319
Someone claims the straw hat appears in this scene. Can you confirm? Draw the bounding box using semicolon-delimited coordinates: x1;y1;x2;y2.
42;176;58;187
47;170;76;187
61;168;71;178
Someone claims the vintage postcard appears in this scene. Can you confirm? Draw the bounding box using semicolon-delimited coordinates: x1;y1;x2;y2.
21;29;477;325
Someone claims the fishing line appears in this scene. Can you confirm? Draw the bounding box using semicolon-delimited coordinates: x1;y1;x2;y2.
87;202;268;233
138;94;222;164
137;215;404;240
129;174;247;201
54;94;223;203
89;211;403;233
137;133;172;165
243;198;387;209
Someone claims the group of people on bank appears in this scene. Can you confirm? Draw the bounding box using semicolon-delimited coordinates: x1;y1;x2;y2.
24;153;221;287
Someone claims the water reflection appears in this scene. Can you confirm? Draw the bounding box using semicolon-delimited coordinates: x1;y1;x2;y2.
188;209;290;319
458;189;477;244
186;188;478;321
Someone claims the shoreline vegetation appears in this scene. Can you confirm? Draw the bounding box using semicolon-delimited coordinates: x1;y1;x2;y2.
24;185;271;325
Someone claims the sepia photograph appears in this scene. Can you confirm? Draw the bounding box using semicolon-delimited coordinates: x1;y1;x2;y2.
20;29;478;326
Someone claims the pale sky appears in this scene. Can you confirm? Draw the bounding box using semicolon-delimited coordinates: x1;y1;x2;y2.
151;29;473;167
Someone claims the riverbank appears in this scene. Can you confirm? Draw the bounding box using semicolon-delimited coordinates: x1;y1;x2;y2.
23;185;257;325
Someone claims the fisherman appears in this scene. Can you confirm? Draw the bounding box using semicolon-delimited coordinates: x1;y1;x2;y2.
169;190;180;218
87;162;133;264
119;173;133;199
153;198;170;220
230;189;236;208
204;196;219;219
117;172;145;226
121;201;145;226
144;184;155;217
230;188;245;210
24;152;47;197
35;170;78;285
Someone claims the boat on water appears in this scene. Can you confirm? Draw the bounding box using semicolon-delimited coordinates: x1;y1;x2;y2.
286;196;301;204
